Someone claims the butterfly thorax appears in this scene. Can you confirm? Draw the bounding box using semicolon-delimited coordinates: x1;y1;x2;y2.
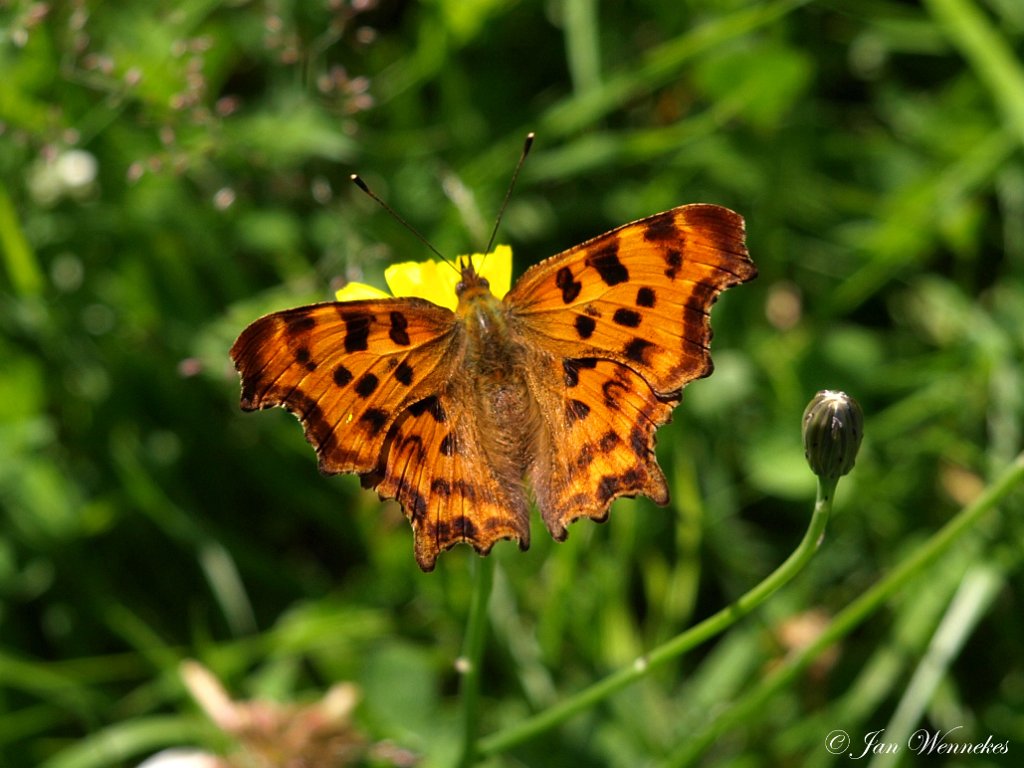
454;261;515;377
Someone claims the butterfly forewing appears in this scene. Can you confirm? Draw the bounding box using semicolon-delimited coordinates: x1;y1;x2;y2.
230;298;458;474
505;204;755;395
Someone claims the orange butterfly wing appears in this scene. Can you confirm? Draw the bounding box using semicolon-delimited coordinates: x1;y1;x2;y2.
230;299;458;474
504;204;755;536
365;383;531;571
230;298;531;571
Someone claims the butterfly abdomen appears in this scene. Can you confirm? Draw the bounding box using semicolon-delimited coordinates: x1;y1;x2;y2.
456;289;541;490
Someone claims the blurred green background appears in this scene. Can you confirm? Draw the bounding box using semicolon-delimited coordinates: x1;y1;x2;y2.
2;0;1023;765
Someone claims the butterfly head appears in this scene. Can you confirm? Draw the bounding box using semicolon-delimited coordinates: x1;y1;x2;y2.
454;256;492;301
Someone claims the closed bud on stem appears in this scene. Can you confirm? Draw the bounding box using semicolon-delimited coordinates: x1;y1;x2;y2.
802;390;863;480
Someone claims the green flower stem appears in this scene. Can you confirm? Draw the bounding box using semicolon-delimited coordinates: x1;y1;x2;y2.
476;476;838;759
664;450;1024;767
457;555;496;768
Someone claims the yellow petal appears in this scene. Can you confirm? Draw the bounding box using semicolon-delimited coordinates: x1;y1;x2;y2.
384;259;457;310
334;281;392;302
344;246;513;311
471;244;512;299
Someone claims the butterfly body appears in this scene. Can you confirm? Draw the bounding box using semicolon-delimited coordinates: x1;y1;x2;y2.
449;261;541;522
231;204;756;570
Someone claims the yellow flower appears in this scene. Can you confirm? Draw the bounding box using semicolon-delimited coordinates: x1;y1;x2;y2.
334;245;512;311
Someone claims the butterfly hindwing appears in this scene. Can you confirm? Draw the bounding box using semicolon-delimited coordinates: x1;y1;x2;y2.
369;383;531;571
523;352;678;538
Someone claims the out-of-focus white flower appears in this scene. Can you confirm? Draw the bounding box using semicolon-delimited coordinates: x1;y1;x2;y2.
55;149;98;190
27;148;99;205
213;187;236;210
136;748;221;768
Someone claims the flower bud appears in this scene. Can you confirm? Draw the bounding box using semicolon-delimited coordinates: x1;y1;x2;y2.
802;391;863;480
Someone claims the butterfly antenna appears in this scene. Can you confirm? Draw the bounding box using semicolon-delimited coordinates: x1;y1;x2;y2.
350;174;455;270
483;132;535;256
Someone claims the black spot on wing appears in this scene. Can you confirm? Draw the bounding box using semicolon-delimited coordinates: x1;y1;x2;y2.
586;240;628;286
453;480;477;502
454;516;478;540
355;373;379;398
395;360;414;386
664;250;682;280
295;347;316;371
623;337;655;364
563;359;580;388
602;378;626;409
555;266;582;303
597;474;620;503
341;310;372;352
575;443;595;470
574;315;596;339
612;308;641;328
408;394;447;423
598;430;620;452
286;313;316;335
636;287;656;307
629;424;648;458
333;364;353;387
360;408;388;432
566;398;591;424
597;468;645;503
389;311;411;345
643;216;682;243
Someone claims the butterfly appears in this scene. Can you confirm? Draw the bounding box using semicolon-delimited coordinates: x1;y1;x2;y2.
230;204;756;571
